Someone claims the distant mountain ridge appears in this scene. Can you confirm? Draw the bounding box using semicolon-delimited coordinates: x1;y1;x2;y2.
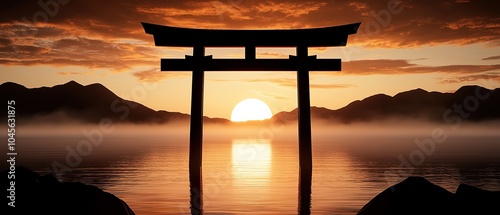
1;81;499;124
0;81;228;124
272;86;500;123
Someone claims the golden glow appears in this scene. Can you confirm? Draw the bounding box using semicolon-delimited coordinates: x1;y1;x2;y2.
230;98;272;122
231;139;272;185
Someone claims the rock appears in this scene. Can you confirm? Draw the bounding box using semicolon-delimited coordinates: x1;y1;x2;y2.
2;166;135;215
455;183;500;214
357;176;455;215
357;176;500;215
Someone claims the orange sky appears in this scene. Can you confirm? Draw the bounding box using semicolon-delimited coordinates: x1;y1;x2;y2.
1;0;499;119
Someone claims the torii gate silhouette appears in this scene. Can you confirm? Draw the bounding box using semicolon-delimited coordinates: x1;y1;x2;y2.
142;22;360;214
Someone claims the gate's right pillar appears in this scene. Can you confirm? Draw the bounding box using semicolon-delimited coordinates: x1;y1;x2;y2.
296;45;313;174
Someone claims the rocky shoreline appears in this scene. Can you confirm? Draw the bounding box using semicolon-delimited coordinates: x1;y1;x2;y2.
3;167;499;215
357;176;500;215
2;166;135;215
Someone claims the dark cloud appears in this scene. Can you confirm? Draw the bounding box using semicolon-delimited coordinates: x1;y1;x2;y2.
0;32;159;70
0;23;39;38
1;0;498;43
0;38;12;46
351;0;500;47
0;0;498;71
0;45;49;55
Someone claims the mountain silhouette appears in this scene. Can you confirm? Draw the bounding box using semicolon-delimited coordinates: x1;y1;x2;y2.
0;81;228;124
1;82;498;124
272;86;500;123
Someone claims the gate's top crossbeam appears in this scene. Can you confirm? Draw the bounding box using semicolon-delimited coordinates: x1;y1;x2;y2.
142;22;360;47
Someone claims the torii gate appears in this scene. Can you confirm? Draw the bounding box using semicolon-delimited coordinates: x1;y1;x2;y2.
142;22;360;214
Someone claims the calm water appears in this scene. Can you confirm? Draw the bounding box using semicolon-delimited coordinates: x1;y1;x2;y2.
2;125;500;214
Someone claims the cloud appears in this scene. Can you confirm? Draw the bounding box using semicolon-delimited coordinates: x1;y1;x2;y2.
57;71;93;76
228;77;355;89
251;1;327;18
348;2;369;11
256;52;289;58
133;68;189;82
0;23;159;70
138;1;253;22
352;1;500;47
0;38;12;46
310;47;328;52
343;59;416;75
310;83;355;89
0;0;499;72
483;55;500;61
405;64;500;74
440;73;500;84
342;59;500;75
248;91;288;100
0;45;48;55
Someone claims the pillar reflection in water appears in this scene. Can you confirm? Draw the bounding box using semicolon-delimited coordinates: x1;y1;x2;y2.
298;168;312;215
189;168;203;215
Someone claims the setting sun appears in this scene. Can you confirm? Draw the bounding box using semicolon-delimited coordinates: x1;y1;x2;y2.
231;98;273;122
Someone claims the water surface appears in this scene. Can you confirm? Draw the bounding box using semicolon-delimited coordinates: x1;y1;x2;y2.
2;126;500;214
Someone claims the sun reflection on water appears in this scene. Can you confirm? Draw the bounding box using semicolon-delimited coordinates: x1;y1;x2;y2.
231;139;272;186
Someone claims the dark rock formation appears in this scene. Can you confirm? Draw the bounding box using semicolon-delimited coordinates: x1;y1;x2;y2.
357;176;500;215
455;183;500;215
2;166;135;215
357;177;455;215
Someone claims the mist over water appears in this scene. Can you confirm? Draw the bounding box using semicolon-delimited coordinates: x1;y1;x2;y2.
1;121;499;214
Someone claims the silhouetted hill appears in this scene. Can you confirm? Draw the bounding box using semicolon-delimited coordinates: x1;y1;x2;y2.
0;81;229;124
357;176;500;215
272;86;500;123
2;82;498;124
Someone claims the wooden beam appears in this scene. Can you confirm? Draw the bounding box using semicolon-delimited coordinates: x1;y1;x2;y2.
142;22;360;47
245;45;256;60
161;58;341;71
